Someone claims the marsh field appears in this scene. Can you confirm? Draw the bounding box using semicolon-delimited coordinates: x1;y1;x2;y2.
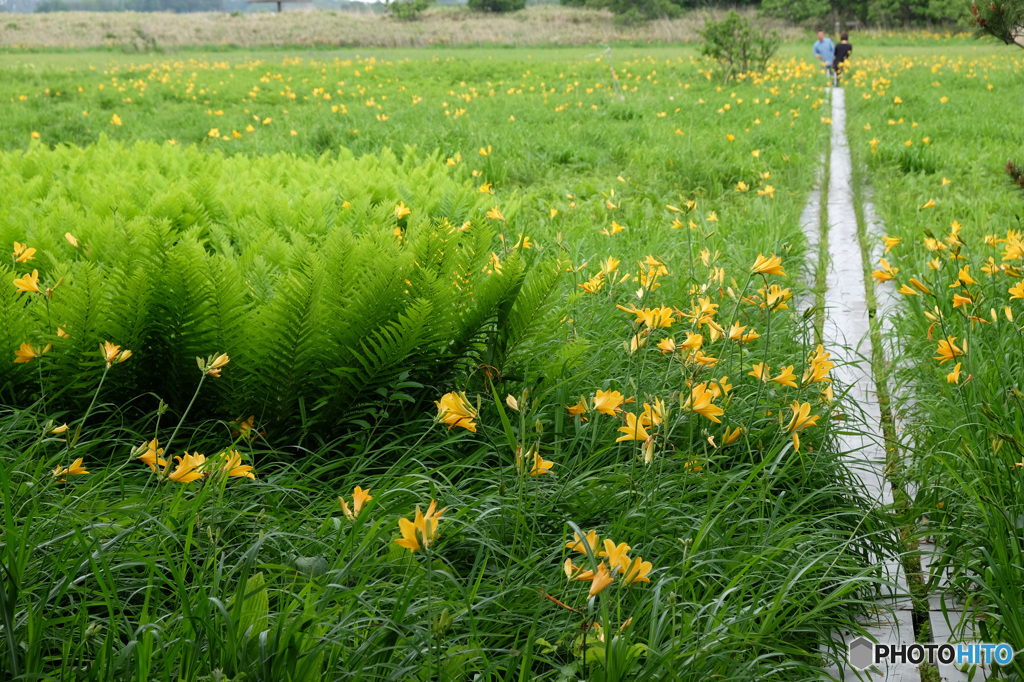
1;25;1023;681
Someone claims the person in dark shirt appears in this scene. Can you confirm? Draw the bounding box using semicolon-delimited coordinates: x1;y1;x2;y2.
833;33;853;85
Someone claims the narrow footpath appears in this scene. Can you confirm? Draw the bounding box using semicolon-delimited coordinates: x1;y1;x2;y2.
814;87;987;682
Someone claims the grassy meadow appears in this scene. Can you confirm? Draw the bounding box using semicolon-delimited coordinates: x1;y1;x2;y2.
0;36;1007;681
846;46;1024;674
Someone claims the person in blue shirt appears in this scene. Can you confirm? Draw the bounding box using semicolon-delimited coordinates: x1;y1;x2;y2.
813;31;836;84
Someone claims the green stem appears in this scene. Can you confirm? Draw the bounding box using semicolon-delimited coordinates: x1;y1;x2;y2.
162;374;207;468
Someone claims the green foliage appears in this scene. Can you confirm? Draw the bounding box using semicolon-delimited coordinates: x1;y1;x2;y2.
0;141;555;438
698;10;780;78
847;47;1024;675
558;0;683;20
467;0;527;12
759;0;965;25
969;0;1024;47
0;44;900;682
387;0;435;20
760;0;838;22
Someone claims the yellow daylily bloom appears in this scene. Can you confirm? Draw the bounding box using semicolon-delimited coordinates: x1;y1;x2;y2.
934;336;966;364
137;439;167;472
593;389;624;416
52;457;88;480
616;412;650;442
786;401;819;432
567;398;588;416
599;539;631;573
340;486;373;521
588;563;614;597
682;384;724;423
946;363;962;384
516;445;554;476
14;342;47;364
563;558;595;582
786;401;818;452
486;206;505;221
567;529;600;556
952;293;973;308
640;398;666;428
13;242;36;263
772;366;798;389
102;341;130;368
213;450;255;480
749;362;771;382
206;353;230;377
435;391;478;432
882;236;901;254
750;253;786;277
950;266;976;287
13;269;40;294
622;556;652;585
394;202;411;219
396;500;446;552
168;453;206;484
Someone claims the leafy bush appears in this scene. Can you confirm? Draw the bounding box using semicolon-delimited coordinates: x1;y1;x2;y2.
467;0;526;13
698;10;780;79
387;0;434;20
1;141;559;439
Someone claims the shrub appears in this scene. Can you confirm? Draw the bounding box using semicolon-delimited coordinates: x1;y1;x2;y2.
467;0;526;13
698;10;780;80
387;0;434;20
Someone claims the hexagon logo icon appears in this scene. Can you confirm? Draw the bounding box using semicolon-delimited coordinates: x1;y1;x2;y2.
848;636;874;670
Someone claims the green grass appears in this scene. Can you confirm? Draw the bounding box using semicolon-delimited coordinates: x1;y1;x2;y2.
0;46;902;680
847;44;1024;676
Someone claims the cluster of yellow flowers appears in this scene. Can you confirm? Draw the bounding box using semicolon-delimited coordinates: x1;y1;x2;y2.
563;530;652;598
136;438;256;484
873;220;1024;384
435;245;830;467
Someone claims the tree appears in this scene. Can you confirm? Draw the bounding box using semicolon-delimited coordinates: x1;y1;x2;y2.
386;0;433;19
969;0;1024;47
698;10;780;79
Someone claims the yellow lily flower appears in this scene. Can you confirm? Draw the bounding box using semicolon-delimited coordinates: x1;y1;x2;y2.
52;457;88;480
750;253;786;277
588;563;614;597
13;269;40;294
168;453;206;484
137;439;167;472
435;391;478;432
616;412;650;442
934;336;966;364
593;389;624;416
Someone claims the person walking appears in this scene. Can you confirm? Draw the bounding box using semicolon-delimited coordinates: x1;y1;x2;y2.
833;33;853;85
813;30;835;85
